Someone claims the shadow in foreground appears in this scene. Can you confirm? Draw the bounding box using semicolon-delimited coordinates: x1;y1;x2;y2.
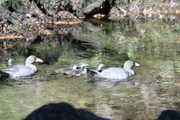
157;110;180;120
24;102;110;120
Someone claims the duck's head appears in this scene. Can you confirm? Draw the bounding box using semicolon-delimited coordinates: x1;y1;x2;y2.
123;60;140;75
25;55;43;65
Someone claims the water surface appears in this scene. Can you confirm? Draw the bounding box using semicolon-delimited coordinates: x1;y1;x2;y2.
0;18;179;120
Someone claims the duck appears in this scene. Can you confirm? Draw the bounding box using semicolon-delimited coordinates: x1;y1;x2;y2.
1;55;43;79
94;60;140;82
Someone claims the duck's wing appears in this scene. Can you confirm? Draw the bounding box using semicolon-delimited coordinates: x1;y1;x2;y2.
97;68;128;80
2;65;22;73
2;65;35;77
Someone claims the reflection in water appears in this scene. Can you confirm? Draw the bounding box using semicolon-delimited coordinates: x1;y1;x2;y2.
94;89;113;119
140;83;160;119
140;84;159;109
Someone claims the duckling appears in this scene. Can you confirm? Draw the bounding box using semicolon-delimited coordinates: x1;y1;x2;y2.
7;57;13;66
72;63;89;76
54;65;79;77
54;63;89;77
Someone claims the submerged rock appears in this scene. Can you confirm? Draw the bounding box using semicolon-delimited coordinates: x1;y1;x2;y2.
108;7;121;21
57;11;77;19
83;0;110;16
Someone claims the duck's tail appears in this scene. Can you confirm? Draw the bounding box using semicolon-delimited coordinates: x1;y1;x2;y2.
0;71;9;80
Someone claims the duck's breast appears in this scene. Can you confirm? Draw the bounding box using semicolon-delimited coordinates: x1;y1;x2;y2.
96;67;128;80
3;65;35;78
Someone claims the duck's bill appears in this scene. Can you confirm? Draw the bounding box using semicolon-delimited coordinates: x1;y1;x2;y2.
135;62;140;67
35;58;43;63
